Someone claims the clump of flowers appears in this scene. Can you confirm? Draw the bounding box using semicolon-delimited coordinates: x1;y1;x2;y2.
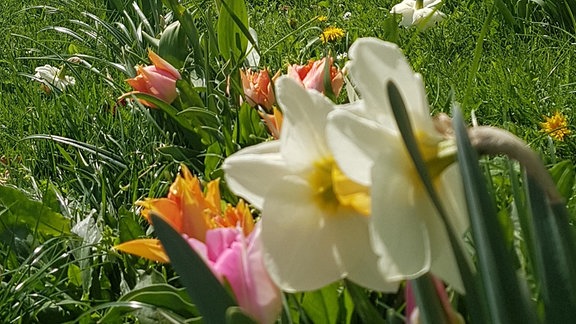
287;57;344;97
325;38;468;291
115;164;253;262
122;50;181;108
320;26;345;43
240;68;280;112
223;76;399;293
390;0;446;30
540;111;571;141
317;15;328;22
115;165;281;324
33;64;76;94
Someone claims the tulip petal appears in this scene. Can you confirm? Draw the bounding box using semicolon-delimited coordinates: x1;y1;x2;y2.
148;50;181;79
114;238;169;263
223;141;289;210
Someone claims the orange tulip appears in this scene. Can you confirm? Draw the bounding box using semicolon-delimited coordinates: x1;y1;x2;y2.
115;164;254;262
240;68;279;112
287;57;343;97
122;50;181;108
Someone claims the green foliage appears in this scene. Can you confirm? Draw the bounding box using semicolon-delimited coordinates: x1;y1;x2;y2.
0;184;71;239
99;283;200;322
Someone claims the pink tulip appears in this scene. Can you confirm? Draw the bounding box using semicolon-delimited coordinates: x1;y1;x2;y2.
287;57;344;96
240;68;279;112
185;223;282;324
124;50;181;108
405;276;464;324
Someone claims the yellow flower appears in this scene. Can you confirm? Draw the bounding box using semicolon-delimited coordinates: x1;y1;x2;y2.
317;15;328;22
320;26;345;43
114;165;254;262
540;111;571;141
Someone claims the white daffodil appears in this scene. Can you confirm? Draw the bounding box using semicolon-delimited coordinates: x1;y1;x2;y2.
390;0;446;30
33;64;76;92
326;37;469;292
223;76;399;293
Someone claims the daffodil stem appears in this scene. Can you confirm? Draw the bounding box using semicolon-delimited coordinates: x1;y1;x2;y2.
468;126;563;204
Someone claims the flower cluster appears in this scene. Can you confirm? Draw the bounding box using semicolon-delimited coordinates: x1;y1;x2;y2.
224;38;468;293
240;57;344;139
115;165;281;323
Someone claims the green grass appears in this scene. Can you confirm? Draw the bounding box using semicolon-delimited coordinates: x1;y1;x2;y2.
1;0;576;322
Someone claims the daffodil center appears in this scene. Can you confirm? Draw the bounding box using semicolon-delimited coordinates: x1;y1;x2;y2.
415;131;456;180
415;0;424;9
308;157;370;216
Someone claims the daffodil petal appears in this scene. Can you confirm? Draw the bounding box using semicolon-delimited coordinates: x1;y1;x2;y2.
327;108;391;186
261;178;344;292
114;238;169;263
276;77;332;167
370;149;432;280
347;38;429;125
428;164;469;292
223;141;288;210
330;214;400;292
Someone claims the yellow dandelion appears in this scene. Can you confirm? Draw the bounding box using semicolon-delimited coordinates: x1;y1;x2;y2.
320;26;345;43
540;111;571;141
317;15;328;22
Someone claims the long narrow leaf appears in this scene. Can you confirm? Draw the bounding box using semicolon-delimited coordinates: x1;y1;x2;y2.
151;213;237;324
452;107;537;324
525;175;576;322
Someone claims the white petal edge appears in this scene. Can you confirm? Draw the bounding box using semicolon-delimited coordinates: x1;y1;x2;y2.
275;76;333;167
223;141;288;210
326;108;392;186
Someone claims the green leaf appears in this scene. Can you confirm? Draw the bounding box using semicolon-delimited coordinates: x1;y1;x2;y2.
217;0;248;61
151;213;236;324
387;82;483;323
410;275;449;324
548;160;575;200
237;103;267;146
344;280;386;324
226;307;257;324
68;263;83;287
525;175;576;323
176;79;205;109
118;214;145;243
162;0;206;78
452;107;537;324
301;282;341;324
99;283;200;322
0;185;70;237
204;142;223;179
158;21;188;69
